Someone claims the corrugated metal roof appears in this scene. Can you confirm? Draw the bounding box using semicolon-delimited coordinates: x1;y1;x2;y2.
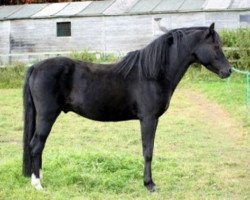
0;5;23;19
8;4;48;19
55;2;91;16
32;3;68;17
203;0;232;10
129;0;162;13
179;0;206;11
0;0;249;20
77;0;114;16
153;0;185;12
230;0;250;9
103;0;139;15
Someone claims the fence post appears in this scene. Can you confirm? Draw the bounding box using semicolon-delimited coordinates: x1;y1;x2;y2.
231;67;250;112
247;73;250;109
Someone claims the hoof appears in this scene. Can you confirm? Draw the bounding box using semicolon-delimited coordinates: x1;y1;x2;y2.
31;173;43;190
144;181;156;192
34;183;43;190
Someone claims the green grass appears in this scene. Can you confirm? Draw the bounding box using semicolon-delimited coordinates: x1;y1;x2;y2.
0;87;249;199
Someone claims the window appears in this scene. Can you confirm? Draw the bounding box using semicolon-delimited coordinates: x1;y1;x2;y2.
240;15;250;23
57;22;71;37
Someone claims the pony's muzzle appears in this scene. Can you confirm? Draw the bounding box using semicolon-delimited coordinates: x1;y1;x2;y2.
219;68;232;79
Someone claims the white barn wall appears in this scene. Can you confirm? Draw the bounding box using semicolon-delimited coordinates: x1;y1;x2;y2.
10;19;54;53
71;17;105;51
205;11;240;29
10;19;73;53
6;15;155;59
205;10;250;29
0;21;10;64
104;15;153;51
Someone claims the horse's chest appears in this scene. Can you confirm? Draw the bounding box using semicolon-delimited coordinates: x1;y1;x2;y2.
155;91;172;117
155;100;170;117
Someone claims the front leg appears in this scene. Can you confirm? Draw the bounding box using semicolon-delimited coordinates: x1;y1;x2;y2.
140;117;158;192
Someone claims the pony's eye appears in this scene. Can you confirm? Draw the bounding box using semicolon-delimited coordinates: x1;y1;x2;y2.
213;45;220;50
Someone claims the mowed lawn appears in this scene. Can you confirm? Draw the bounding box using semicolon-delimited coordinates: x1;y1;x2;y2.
0;86;249;200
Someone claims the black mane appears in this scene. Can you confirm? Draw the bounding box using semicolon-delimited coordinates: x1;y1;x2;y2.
113;32;170;79
113;26;219;79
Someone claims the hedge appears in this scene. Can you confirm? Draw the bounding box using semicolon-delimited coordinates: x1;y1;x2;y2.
220;28;250;71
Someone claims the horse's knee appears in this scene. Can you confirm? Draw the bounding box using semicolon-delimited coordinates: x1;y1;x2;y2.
144;154;152;162
143;149;153;161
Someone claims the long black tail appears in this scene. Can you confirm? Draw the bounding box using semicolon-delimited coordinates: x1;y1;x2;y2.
23;66;35;177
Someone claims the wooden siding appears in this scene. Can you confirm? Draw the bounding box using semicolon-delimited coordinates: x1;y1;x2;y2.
0;21;10;64
7;15;154;54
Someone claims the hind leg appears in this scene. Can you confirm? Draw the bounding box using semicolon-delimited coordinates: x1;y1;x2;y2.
30;110;60;190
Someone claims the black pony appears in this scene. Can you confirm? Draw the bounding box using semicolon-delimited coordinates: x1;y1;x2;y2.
23;23;231;191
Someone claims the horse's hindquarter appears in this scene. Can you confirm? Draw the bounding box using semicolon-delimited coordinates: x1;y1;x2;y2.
67;65;137;121
29;57;76;114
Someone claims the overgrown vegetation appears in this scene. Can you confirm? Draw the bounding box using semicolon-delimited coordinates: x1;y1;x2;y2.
0;62;27;88
69;49;119;63
220;28;250;70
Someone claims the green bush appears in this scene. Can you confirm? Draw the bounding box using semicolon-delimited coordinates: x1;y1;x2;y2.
70;49;119;63
70;49;97;63
220;28;250;70
0;62;27;88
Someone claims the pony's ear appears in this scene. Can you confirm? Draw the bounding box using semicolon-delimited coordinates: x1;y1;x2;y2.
209;23;215;32
205;22;215;38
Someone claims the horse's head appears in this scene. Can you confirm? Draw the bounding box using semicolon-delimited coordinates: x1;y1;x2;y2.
194;23;232;78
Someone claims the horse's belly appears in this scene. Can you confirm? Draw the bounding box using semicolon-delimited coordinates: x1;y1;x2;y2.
67;98;136;122
73;106;136;121
67;76;137;121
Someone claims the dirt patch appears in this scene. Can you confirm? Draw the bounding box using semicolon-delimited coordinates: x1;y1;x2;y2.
180;88;248;140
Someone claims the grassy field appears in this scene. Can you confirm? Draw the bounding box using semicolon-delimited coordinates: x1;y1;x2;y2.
0;75;249;199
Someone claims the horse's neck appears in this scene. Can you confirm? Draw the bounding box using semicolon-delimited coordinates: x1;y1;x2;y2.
165;33;199;91
166;53;194;92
